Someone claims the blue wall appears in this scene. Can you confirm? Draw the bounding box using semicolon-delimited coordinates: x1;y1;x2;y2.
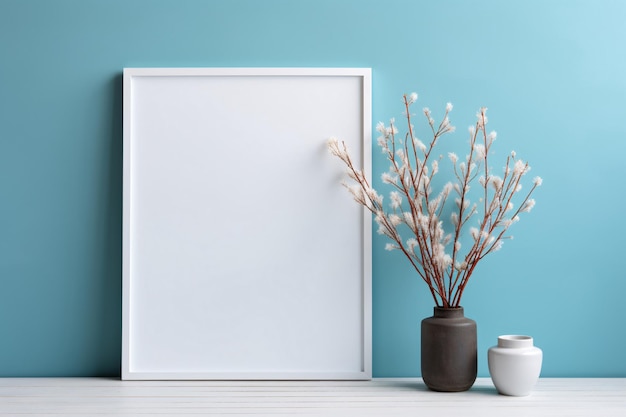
1;0;624;377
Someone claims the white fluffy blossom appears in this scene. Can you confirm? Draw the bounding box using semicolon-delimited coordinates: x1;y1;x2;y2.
442;182;454;196
347;184;364;202
417;212;430;229
440;253;452;268
389;214;402;226
455;261;468;270
474;144;486;159
513;159;528;175
403;212;415;229
490;176;503;191
431;160;439;175
387;125;399;136
414;138;427;152
428;197;441;215
327;137;344;158
521;199;536;213
476;108;488;128
366;188;383;205
382;172;397;184
497;219;513;228
390;191;402;209
396;149;406;163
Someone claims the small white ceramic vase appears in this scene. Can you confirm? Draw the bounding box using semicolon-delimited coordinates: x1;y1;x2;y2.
488;335;542;396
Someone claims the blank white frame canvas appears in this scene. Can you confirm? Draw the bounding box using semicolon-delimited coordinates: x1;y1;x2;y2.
122;68;371;380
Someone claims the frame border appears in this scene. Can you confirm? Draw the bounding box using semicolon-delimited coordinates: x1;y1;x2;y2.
122;67;371;380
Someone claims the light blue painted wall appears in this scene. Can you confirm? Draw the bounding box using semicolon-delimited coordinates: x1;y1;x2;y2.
0;0;624;377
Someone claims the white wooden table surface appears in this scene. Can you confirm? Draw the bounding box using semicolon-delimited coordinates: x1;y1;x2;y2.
0;378;624;416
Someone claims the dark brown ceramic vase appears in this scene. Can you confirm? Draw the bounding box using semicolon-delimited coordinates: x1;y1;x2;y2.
421;306;477;392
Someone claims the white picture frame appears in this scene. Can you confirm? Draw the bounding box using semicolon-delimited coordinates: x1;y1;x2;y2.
122;67;372;380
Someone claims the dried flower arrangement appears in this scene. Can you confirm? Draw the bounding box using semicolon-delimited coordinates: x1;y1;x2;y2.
328;92;542;308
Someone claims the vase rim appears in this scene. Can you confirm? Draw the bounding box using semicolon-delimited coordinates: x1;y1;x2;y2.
433;306;465;317
497;335;534;348
500;334;532;339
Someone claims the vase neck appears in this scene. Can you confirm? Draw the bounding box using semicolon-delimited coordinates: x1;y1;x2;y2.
497;335;534;348
433;306;465;318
